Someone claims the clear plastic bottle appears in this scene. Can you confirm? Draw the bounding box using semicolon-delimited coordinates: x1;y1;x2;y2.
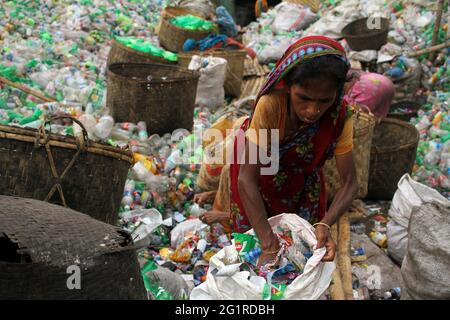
159;145;172;159
439;153;450;172
137;121;148;142
122;180;135;207
442;140;450;153
424;141;442;166
76;113;97;139
148;134;162;149
111;127;132;141
439;173;450;190
188;203;206;218
94;115;114;140
429;125;449;138
164;149;183;173
415;116;431;132
132;161;154;183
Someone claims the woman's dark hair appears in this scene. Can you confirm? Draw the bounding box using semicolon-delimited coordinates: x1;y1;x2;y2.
286;55;351;97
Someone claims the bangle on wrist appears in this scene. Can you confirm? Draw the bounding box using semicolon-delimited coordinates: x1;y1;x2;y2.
263;248;279;254
313;222;331;231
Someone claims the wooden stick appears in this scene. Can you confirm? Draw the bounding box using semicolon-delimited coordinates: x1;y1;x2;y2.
329;224;346;300
0;123;130;154
0;76;56;102
330;270;346;300
408;40;450;58
351;255;367;263
430;0;445;61
338;213;353;300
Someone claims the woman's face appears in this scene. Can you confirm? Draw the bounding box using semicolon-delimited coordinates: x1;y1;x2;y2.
289;78;338;124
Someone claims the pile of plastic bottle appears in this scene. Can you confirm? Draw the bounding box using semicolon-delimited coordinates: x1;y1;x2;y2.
134;219;233;289
0;0;170;109
242;6;303;64
422;51;450;92
411;91;450;198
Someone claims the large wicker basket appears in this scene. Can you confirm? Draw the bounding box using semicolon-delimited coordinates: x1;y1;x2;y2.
366;118;420;200
107;63;199;135
161;6;204;20
324;108;376;201
178;49;247;97
159;16;215;53
342;17;389;51
107;39;177;67
0;116;133;225
155;6;203;35
0;195;146;299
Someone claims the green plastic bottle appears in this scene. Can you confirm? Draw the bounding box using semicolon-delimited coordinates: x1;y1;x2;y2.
170;15;214;31
19;109;42;125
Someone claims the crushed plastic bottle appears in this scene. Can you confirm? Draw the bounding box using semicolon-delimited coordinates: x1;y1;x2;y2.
94;114;114;140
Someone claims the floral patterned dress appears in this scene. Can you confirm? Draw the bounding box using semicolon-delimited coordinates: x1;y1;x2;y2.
229;98;348;233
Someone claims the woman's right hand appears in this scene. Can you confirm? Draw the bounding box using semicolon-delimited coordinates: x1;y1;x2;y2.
257;249;279;268
257;234;281;268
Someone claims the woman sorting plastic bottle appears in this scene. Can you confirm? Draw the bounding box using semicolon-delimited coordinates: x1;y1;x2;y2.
195;36;359;266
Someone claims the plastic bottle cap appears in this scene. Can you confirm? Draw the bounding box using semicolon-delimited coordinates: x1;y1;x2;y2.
383;291;393;299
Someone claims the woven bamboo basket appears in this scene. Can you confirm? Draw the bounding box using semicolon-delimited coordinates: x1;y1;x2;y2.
324;108;376;201
155;6;203;35
162;6;205;20
342;18;389;51
159;16;215;53
107;63;199;135
107;39;177;67
178;49;247;97
0;195;146;299
0;116;133;225
366;118;419;200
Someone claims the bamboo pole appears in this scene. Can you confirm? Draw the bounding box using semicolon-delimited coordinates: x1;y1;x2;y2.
0;76;56;102
0;130;133;163
338;213;353;300
430;0;445;61
408;40;450;58
329;223;346;300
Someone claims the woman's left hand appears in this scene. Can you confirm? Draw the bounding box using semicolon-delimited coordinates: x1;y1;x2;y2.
314;225;336;262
